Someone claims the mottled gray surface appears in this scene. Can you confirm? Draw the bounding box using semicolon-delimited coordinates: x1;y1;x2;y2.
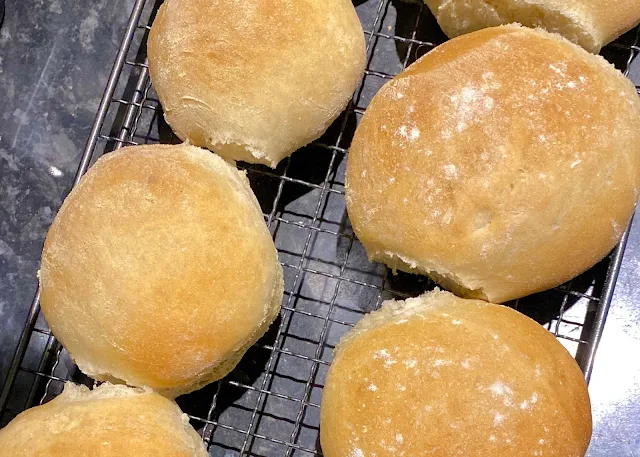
0;0;134;385
588;214;640;457
1;0;640;455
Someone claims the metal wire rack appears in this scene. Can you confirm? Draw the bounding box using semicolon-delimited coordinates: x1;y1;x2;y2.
2;0;640;454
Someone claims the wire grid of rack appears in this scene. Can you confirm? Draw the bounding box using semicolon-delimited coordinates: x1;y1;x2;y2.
2;0;640;454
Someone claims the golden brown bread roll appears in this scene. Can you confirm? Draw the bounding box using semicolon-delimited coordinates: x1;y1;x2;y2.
0;383;208;457
147;0;366;168
40;143;283;397
320;290;592;457
346;25;640;303
424;0;640;53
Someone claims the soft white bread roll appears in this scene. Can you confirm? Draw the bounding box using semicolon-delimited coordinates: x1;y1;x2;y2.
346;25;640;303
321;290;592;457
40;143;283;397
147;0;366;168
424;0;640;53
0;383;208;457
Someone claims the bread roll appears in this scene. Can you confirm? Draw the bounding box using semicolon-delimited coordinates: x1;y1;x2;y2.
346;25;640;303
321;290;592;457
147;0;366;168
0;383;208;457
424;0;640;53
40;143;283;397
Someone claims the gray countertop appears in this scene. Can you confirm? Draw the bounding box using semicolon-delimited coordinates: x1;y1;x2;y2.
0;0;639;455
588;214;640;456
0;0;134;381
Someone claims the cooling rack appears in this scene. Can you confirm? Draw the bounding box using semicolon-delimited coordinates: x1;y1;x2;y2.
2;0;640;454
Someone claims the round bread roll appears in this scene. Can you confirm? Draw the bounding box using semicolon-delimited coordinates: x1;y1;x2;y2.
0;383;208;457
40;143;283;397
346;25;640;303
424;0;640;53
320;290;592;457
147;0;366;168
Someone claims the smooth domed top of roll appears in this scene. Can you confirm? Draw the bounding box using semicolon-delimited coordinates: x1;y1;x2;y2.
346;25;640;303
321;290;592;457
0;383;208;457
148;0;366;168
424;0;640;53
40;143;283;396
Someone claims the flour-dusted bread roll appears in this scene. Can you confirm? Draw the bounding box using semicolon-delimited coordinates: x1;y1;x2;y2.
0;383;208;457
346;25;640;303
321;290;592;457
40;143;283;397
424;0;640;53
147;0;366;168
